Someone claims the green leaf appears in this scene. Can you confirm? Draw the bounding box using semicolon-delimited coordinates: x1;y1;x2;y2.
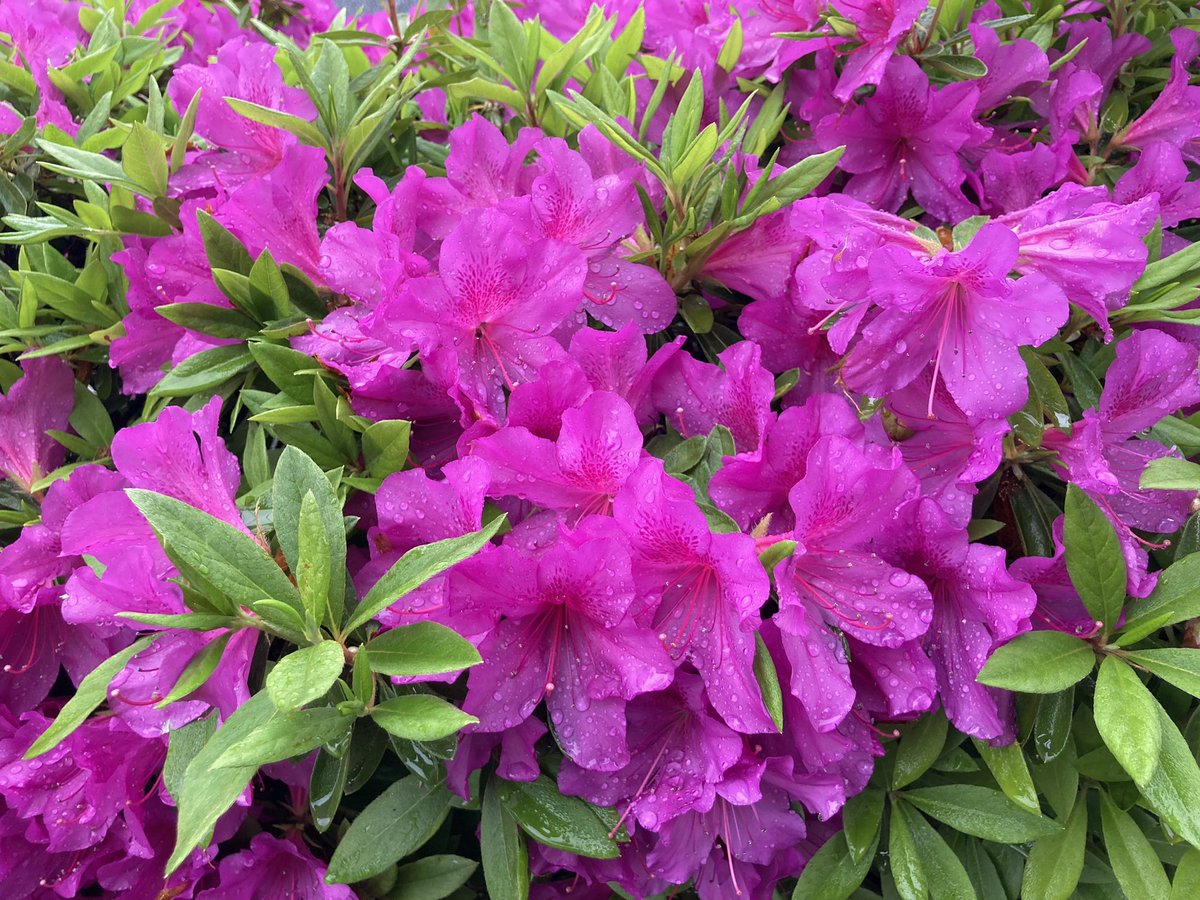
122;122;168;196
498;775;620;860
890;800;978;900
1125;648;1200;698
324;777;453;884
196;210;253;275
976;631;1095;693
388;855;479;900
791;830;875;900
1021;792;1087;900
1094;656;1162;784
167;692;275;873
893;709;948;789
752;632;784;732
213;706;354;768
296;492;332;630
482;777;530;900
1139;457;1200;491
973;738;1040;814
889;799;926;900
1101;790;1171;900
842;788;884;865
310;747;348;833
127;489;303;614
1138;699;1200;848
156;302;259;339
346;517;506;633
272;446;346;628
363;419;412;478
267;641;346;710
1173;848;1200;899
159;632;234;706
1063;483;1126;631
901;785;1062;843
371;694;478;741
249;249;290;319
1121;553;1200;633
226;97;327;146
365;621;483;676
163;714;217;802
23;636;156;758
150;344;254;397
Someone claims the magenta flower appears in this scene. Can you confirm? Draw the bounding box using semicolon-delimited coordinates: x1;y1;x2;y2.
997;184;1155;337
886;373;1011;524
460;528;674;771
1115;29;1200;150
218;144;328;279
378;206;587;419
774;437;932;727
110;200;237;394
814;56;989;221
523;137;675;332
0;356;73;493
167;36;316;186
887;499;1036;742
364;457;493;635
614;459;774;734
1043;329;1200;596
842;222;1068;419
832;0;926;102
196;832;354;900
558;673;743;830
709;393;866;534
109;397;244;531
652;342;776;454
471;391;642;520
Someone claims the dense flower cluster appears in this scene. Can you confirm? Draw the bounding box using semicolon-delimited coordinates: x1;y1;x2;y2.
1;0;1199;898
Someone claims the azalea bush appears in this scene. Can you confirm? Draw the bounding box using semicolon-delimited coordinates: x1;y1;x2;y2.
4;0;1200;897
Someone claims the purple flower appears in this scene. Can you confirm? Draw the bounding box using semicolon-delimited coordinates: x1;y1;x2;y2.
471;391;643;523
523;137;675;332
833;0;926;102
814;56;989;221
614;459;774;733
378;206;587;420
997;184;1155;337
651;342;776;454
1043;329;1200;595
710;393;865;534
1115;29;1200;150
558;672;743;830
0;712;164;855
887;499;1035;742
1010;518;1098;638
196;832;354;899
1114;142;1200;229
842;222;1068;418
0;357;73;493
460;527;673;771
774;437;931;727
645;757;808;900
167;36;316;186
969;23;1050;114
